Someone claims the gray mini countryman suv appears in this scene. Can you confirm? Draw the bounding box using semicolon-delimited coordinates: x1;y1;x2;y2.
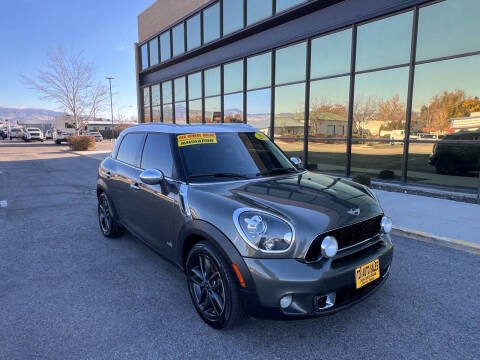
97;123;394;329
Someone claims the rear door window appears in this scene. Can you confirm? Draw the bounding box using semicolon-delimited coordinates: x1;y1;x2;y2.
116;133;145;167
140;133;174;177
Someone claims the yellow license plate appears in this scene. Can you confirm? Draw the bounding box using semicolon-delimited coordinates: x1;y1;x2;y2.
355;259;380;289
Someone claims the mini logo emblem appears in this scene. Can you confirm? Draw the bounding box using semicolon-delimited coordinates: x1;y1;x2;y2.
348;208;361;216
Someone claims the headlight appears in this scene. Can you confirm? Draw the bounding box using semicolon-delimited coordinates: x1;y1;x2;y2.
381;216;393;233
233;209;294;252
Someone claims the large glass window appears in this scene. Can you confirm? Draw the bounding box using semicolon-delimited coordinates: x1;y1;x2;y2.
275;140;304;164
276;0;305;13
175;102;187;124
143;87;150;109
224;93;244;123
247;0;272;25
247;52;271;90
141;134;173;177
174;77;186;102
160;31;171;61
275;42;307;85
274;83;306;136
162;81;173;123
144;107;151;123
204;67;221;97
356;11;413;71
189;99;203;123
223;0;244;35
186;14;201;51
224;60;244;94
247;88;271;135
203;3;220;44
308;140;346;174
141;44;148;70
351;141;404;181
172;23;185;57
117;133;145;167
148;37;159;66
151;84;161;123
188;72;202;100
353;67;409;138
309;76;349;138
416;0;480;61
163;103;173;123
205;96;221;123
311;29;351;79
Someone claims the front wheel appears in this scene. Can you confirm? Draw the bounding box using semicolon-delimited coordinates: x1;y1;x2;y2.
186;241;244;329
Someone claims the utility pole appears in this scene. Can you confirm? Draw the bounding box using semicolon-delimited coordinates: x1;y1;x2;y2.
106;77;115;140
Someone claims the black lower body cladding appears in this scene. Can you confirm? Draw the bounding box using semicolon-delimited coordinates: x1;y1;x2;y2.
241;234;393;319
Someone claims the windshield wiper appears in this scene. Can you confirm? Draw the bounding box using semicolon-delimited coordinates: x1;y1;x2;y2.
256;167;298;177
189;172;250;180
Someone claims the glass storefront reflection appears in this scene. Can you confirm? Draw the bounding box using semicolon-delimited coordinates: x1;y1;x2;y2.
163;104;173;123
309;76;349;138
188;72;202;100
275;42;307;85
247;88;271;134
149;37;159;66
203;3;220;44
152;106;161;122
204;67;221;97
351;141;404;181
174;77;186;102
311;29;351;79
187;14;201;51
275;139;304;163
274;83;305;136
247;52;271;90
224;60;243;94
224;93;243;123
189;99;202;123
247;0;272;25
205;96;221;123
354;67;409;139
175;102;186;124
308;140;346;174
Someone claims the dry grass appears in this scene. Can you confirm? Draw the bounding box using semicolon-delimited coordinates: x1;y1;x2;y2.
68;136;95;151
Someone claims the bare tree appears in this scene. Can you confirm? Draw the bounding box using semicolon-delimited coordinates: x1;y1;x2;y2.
22;47;108;134
353;96;378;136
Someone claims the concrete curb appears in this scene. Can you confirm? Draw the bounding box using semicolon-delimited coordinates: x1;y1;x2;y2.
392;226;480;255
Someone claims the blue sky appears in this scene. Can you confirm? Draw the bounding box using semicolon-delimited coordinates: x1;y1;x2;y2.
0;0;154;119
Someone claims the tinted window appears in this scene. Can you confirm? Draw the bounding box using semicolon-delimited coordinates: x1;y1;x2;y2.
149;37;159;66
224;92;244;123
223;0;244;35
417;0;480;61
141;133;174;177
174;77;186;102
275;42;307;85
175;102;187;124
205;96;221;123
311;29;351;79
189;99;203;123
356;11;412;71
143;87;150;108
188;72;202;100
224;60;243;94
117;133;145;167
247;88;271;134
151;84;161;106
204;66;221;96
247;0;272;25
247;52;271;90
141;44;148;70
172;23;185;57
160;31;171;61
187;14;201;51
203;3;220;44
276;0;304;13
274;83;305;136
162;81;172;104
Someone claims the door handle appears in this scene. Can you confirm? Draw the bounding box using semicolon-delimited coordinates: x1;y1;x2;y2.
130;183;140;191
104;171;111;178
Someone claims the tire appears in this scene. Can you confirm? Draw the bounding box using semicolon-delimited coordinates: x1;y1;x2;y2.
55;140;61;145
186;241;244;329
98;192;124;238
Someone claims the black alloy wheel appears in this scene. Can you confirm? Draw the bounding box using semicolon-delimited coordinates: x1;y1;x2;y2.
97;192;124;238
186;241;243;329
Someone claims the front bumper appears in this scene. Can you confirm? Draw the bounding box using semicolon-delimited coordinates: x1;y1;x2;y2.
241;235;393;319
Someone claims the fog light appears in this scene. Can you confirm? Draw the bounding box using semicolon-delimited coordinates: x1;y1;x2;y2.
280;295;292;309
321;236;338;258
381;216;393;233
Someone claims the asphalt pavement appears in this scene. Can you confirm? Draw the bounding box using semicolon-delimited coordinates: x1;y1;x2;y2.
1;141;479;360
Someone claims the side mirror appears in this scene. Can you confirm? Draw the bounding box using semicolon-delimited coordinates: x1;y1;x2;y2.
290;157;302;168
140;168;165;185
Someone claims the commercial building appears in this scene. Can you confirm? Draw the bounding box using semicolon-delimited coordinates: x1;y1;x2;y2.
136;0;480;194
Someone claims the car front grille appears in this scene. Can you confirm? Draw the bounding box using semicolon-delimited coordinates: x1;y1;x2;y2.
305;215;383;262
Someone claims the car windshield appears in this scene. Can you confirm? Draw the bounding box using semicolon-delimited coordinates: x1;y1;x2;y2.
177;132;298;182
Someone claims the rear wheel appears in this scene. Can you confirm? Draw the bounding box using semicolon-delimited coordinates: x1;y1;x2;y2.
98;192;124;238
186;241;244;329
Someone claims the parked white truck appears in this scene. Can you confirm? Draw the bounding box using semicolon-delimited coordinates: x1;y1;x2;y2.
53;115;76;144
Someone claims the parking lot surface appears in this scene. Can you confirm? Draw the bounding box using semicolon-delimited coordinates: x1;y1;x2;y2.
1;141;479;359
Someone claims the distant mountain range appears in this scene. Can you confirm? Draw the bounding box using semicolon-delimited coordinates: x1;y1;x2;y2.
0;107;62;124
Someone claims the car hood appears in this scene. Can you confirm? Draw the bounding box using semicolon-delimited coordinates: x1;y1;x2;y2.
187;172;383;258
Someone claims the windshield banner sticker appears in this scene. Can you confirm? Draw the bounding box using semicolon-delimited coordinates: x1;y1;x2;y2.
255;132;268;140
177;133;217;147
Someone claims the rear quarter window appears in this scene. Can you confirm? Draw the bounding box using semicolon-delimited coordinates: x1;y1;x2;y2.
116;133;145;167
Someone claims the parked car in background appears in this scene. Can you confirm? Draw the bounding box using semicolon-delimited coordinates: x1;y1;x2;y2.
97;123;394;329
0;129;6;139
45;129;53;140
9;127;24;140
429;131;480;174
23;128;45;142
53;116;76;144
87;130;103;142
